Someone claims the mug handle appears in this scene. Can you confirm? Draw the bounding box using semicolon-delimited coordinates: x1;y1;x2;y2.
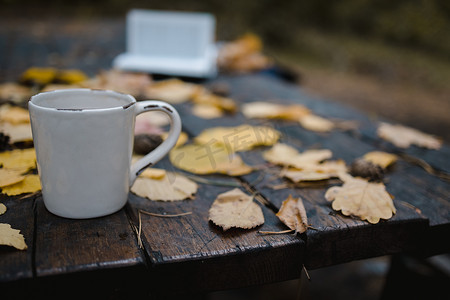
129;100;182;185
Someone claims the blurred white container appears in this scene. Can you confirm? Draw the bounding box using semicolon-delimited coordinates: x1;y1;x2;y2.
113;9;217;78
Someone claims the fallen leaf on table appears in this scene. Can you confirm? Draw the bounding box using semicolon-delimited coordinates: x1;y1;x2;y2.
195;124;280;153
191;104;224;119
0;168;26;187
169;143;252;176
0;203;6;215
0;105;30;125
325;174;396;224
363;151;397;169
0;223;27;250
209;188;264;231
0;122;33;143
139;168;167;179
131;171;197;201
57;69;88;84
282;160;347;182
193;91;237;113
242;101;310;121
377;122;442;149
299;114;335;132
0;83;32;104
21;67;57;85
1;174;41;196
161;131;188;148
263;143;333;169
144;79;201;104
276;195;308;233
0;148;36;170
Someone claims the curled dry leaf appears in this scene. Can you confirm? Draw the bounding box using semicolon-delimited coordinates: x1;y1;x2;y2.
131;170;197;201
242;101;310;121
169;143;252;176
276;195;308;233
325;175;396;224
0;223;27;250
363;151;397;169
195;124;280;153
208;188;264;231
377;122;442;150
299;114;335;132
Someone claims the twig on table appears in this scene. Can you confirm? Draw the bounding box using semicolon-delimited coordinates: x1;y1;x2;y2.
258;229;295;235
139;209;192;218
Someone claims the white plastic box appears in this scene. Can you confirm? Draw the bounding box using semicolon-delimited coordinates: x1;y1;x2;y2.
113;9;217;78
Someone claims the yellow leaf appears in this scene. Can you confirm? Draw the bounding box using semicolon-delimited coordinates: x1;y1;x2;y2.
195;124;280;153
0;203;6;215
276;195;308;233
0;83;32;104
169;144;252;176
0;148;36;170
192;91;237;113
377;122;442;149
363;151;397;169
131;171;197;201
263;143;333;169
0;122;33;143
0;168;26;187
191;104;224;119
145;79;201;104
139;168;167;180
1;174;41;196
208;188;264;231
299;114;335;132
21;67;57;85
0;105;30;124
242;101;310;121
282;160;347;182
0;223;27;250
325;175;396;224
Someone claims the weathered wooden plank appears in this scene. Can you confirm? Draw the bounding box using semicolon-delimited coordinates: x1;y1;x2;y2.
0;194;35;282
33;195;145;278
127;160;305;294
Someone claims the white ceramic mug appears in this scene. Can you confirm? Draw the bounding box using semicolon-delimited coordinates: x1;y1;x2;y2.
29;89;181;219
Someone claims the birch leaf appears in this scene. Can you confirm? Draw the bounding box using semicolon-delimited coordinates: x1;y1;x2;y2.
325;175;396;224
263;143;332;169
1;174;41;196
145;79;201;104
194;124;280;153
363;151;397;169
0;203;6;215
377;122;442;149
0;168;26;187
299;114;335;132
0;105;30;124
0;223;27;250
131;171;197;201
0;148;36;170
169;144;252;176
191;104;224;119
0;122;33;143
208;188;264;231
276;195;308;233
242;102;310;121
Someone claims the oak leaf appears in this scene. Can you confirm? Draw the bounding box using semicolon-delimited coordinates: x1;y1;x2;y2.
208;188;264;231
325;175;396;224
0;223;27;250
276;195;308;233
377;122;441;149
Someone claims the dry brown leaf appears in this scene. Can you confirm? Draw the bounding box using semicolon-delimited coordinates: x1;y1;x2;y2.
208;188;264;231
1;174;41;196
276;195;308;233
241;101;310;121
0;223;27;250
169;143;252;176
377;122;442;149
299;114;335;132
191;104;224;119
131;171;197;201
363;151;397;169
282;160;347;182
144;79;201;104
0;83;32;104
139;168;167;179
0;168;26;187
325;175;396;224
195;125;280;153
192;91;237;113
0;122;33;143
0;203;6;215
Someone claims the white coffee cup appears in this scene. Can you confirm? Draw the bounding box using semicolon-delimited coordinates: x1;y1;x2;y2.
29;89;181;219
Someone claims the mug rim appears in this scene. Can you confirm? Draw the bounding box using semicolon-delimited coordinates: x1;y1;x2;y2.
29;88;136;112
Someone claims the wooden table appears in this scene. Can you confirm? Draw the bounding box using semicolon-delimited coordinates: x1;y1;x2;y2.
1;18;449;299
